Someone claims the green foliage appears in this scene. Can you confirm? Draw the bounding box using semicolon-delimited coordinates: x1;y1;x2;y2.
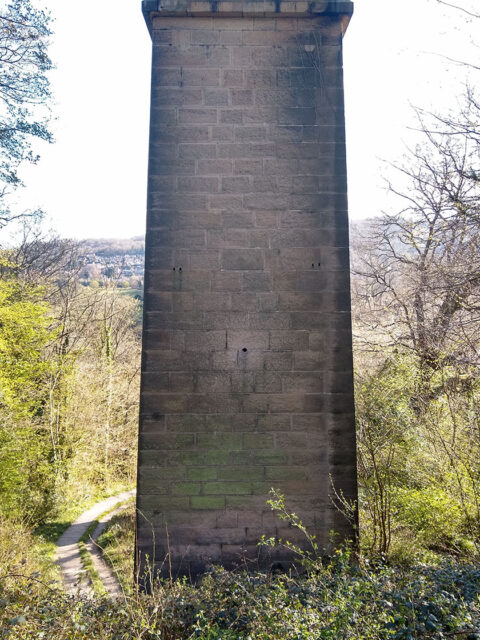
0;273;58;521
0;256;140;524
356;350;480;563
395;487;466;551
2;530;480;640
0;274;53;415
356;355;419;557
3;493;480;640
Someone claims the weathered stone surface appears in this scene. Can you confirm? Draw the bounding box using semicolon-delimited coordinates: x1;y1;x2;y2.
137;0;357;580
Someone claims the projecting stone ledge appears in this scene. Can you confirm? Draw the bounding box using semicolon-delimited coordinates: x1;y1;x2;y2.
142;0;354;22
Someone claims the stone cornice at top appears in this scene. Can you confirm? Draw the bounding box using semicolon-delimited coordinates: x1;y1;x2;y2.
142;0;354;29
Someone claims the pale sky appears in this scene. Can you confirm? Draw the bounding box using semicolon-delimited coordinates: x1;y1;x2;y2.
11;0;479;239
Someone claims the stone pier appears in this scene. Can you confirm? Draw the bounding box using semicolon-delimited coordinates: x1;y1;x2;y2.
137;0;357;578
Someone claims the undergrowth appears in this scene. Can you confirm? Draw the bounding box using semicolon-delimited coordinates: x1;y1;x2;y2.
2;495;480;640
2;553;480;639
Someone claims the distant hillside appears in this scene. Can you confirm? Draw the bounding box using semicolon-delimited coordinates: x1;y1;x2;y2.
77;237;145;288
79;236;145;257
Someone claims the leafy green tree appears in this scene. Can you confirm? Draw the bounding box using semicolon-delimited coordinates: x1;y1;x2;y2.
0;269;53;416
0;268;57;521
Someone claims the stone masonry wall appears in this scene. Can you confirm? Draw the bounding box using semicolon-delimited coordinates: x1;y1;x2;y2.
137;0;357;578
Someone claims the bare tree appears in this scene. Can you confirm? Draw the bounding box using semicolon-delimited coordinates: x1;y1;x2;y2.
352;102;480;379
436;0;479;21
0;0;53;229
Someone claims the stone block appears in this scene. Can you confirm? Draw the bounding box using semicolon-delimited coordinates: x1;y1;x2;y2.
197;158;233;175
249;312;290;330
204;88;229;106
254;372;282;393
186;468;217;482
178;108;218;124
197;432;243;450
242;272;272;292
227;330;269;350
181;67;220;86
149;156;196;176
205;450;231;465
267;125;303;143
269;330;309;351
139;431;195;450
186;393;241;413
219;30;243;44
190;29;220;44
256;292;278;311
282;372;323;393
230;89;253;106
193;291;230;310
251;228;273;247
265;466;309;481
151;87;203;106
263;352;293;371
211;125;235;141
217;143;275;159
151;67;181;86
137;496;189;512
263;158;297;175
208;194;244;211
252;176;277;192
153;45;231;68
221;248;264;270
221;70;244;88
204;481;252;495
230;292;257;310
196;373;232;393
204;311;250;329
211;271;243;291
178;143;217;158
223;211;255;228
256;89;316;107
234;159;263;175
220;109;244;124
243;433;274;449
205;415;234;431
221;176;252;193
190;496;226;509
172;482;202;495
217;511;238;528
235;126;267;142
277;107;316;125
244;194;288;210
166;414;205;432
177;176;219;192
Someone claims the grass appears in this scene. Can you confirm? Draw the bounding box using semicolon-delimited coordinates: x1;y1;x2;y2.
77;539;108;596
96;502;136;594
28;483;135;588
35;481;135;544
77;498;135;596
